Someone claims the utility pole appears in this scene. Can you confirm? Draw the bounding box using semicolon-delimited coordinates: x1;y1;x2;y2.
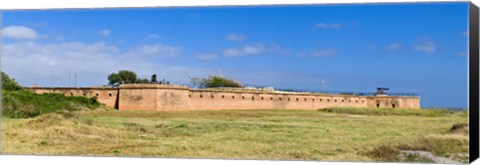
74;73;77;87
68;71;71;87
51;68;54;88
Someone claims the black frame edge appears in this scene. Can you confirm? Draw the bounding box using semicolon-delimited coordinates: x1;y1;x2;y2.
469;1;480;163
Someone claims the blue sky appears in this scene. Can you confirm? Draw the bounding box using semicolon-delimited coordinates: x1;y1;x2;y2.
1;2;469;108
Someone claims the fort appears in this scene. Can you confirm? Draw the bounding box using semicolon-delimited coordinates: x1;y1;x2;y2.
27;84;420;110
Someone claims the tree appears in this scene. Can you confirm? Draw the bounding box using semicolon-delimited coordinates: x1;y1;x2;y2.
136;78;150;84
191;75;242;88
1;71;22;91
107;70;154;86
108;70;138;85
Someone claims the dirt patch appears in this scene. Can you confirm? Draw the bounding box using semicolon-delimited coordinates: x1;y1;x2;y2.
366;133;469;163
399;150;461;164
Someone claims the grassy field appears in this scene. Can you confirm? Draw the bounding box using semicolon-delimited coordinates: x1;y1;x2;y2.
1;107;469;163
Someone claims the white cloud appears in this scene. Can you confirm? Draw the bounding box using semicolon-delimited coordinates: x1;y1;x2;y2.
462;30;468;37
146;34;160;39
1;25;44;40
314;23;341;29
414;38;436;53
126;44;181;58
386;43;402;51
1;41;196;87
223;43;283;57
196;53;219;60
98;29;111;36
226;33;247;41
1;41;346;89
298;49;337;57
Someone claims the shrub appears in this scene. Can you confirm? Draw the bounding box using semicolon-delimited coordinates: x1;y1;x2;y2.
107;70;151;85
449;123;468;135
366;145;400;161
1;71;23;91
191;75;242;88
2;90;101;118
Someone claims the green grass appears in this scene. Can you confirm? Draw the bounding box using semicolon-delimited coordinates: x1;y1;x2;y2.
1;108;468;163
2;90;101;118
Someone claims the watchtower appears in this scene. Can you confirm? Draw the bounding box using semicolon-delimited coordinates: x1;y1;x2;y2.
375;87;389;96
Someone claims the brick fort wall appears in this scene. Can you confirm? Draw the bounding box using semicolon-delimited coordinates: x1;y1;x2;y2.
27;84;421;111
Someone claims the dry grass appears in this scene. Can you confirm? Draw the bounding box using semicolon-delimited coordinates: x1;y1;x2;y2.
365;130;469;163
1;108;468;162
319;107;465;117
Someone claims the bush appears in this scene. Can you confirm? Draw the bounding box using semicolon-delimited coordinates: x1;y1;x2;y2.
107;70;151;85
449;123;468;135
2;90;101;118
1;71;23;91
191;75;242;88
366;145;400;161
